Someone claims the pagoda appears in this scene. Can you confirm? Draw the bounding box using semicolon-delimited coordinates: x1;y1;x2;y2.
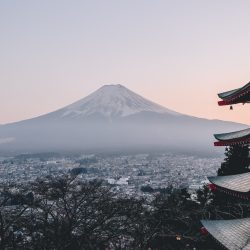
217;81;250;106
201;82;250;250
214;128;250;146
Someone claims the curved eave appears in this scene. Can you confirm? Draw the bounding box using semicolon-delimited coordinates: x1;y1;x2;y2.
214;128;250;146
218;99;250;106
218;82;250;106
214;137;250;146
208;173;250;199
201;218;250;250
213;185;250;200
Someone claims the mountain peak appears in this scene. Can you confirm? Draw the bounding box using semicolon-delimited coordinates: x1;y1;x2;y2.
95;84;129;95
101;84;125;88
59;84;180;119
97;84;132;94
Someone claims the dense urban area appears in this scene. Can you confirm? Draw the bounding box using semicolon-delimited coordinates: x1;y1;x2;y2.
0;152;221;197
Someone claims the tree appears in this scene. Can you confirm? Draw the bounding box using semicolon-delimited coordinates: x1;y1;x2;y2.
0;183;32;250
196;144;250;226
217;145;249;176
0;175;221;249
18;175;147;250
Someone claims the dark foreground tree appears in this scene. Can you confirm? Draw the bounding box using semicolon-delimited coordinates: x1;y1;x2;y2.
0;175;218;250
217;145;249;176
23;176;147;250
212;145;250;218
197;145;250;221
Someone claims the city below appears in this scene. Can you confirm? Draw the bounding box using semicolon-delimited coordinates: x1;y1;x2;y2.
0;152;221;198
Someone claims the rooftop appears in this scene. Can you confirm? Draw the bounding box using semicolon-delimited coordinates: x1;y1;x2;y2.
214;128;250;146
218;81;250;106
208;172;250;194
201;218;250;250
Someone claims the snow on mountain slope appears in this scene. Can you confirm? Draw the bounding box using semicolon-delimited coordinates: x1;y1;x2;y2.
0;84;248;154
60;84;180;118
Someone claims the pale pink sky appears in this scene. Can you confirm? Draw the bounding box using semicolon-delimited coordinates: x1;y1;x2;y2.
1;1;250;125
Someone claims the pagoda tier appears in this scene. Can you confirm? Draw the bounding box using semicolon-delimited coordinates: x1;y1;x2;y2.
214;128;250;146
201;218;250;250
218;82;250;106
208;172;250;200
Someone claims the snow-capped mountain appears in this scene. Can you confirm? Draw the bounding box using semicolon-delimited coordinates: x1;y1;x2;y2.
0;84;248;154
52;84;180;119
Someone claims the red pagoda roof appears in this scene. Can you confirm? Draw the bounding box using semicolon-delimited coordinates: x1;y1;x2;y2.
214;128;250;146
218;82;250;106
208;172;250;199
201;218;250;250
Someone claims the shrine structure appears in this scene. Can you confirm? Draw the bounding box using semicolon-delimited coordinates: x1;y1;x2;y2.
201;82;250;250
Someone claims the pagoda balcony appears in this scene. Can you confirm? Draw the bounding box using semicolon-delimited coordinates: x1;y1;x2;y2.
218;81;250;106
214;128;250;146
207;172;250;200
